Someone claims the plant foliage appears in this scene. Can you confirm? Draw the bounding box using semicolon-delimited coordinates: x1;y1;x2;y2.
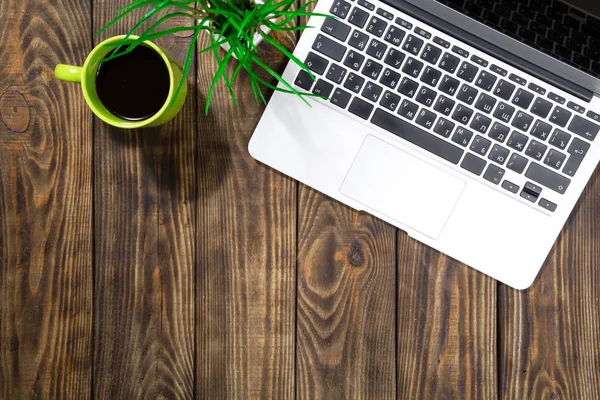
98;0;330;113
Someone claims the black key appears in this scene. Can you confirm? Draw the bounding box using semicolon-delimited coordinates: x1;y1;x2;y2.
395;17;413;30
457;62;479;82
461;153;487;175
567;101;585;114
549;129;571;150
398;77;419;98
433;117;455;138
439;52;461;73
549;106;572;128
421;44;443;64
563;138;590;177
414;27;432;39
397;99;419;120
380;90;401;111
470;135;492;156
494;102;515;124
548;92;566;104
313;34;347;62
523;181;542;198
457;84;479;105
383;26;406;47
434;95;455;116
475;93;497;114
494;80;516;102
305;52;329;75
330;87;352;109
452;126;474;147
507;153;528;174
470;113;492;134
348;7;370;28
313;79;334;97
433;36;451;49
376;8;393;20
403;35;425;56
321;18;352;41
344;50;365;71
525;140;547;161
366;17;388;37
470;54;489;68
474;71;497;92
539;198;557;212
568;115;600;140
531;120;552;141
326;64;347;84
362;59;383;80
379;68;401;89
508;73;527;86
528;83;546;95
415;86;437;107
348;30;369;51
415;108;437;129
512;111;534;132
452;104;474;125
348;97;374;119
544;149;567;170
488;144;510;165
361;81;383;102
483;164;505;184
525;162;571;194
489;122;510;143
439;75;460;96
402;57;424;78
294;69;315;92
344;72;365;93
512;89;534;109
383;48;406;70
420;66;442;87
587;110;600;123
502;180;520;194
452;45;469;58
490;64;508;76
330;0;351;19
366;39;388;60
358;0;375;11
520;190;537;203
371;109;465;164
531;97;553;118
506;130;528;152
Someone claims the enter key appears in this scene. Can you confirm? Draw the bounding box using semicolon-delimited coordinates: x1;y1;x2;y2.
563;137;591;177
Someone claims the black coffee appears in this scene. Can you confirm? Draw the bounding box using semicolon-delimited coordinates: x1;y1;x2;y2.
96;45;170;121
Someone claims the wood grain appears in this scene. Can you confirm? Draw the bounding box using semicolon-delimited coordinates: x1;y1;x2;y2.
0;0;93;398
92;2;196;398
396;234;497;400
499;170;600;400
295;188;397;399
195;21;298;400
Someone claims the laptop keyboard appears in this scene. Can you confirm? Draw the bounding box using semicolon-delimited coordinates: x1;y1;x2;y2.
293;0;600;213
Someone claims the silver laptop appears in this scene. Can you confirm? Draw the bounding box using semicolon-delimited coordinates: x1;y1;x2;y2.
250;0;600;289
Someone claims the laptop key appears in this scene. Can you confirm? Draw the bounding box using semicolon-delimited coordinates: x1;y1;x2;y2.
330;88;352;109
294;70;315;91
383;48;406;69
528;83;546;95
458;61;479;82
568;115;600;140
380;68;401;89
434;95;455;116
502;180;520;194
494;80;516;101
512;111;534;132
380;90;401;111
397;99;419;120
344;72;365;93
489;122;510;143
313;79;334;97
563;138;590;177
348;30;369;51
507;153;528;174
433;117;455;138
376;8;394;21
433;36;450;49
439;75;460;96
461;153;487;176
547;92;566;104
344;50;365;71
470;54;489;68
362;81;383;102
415;86;437;107
452;45;469;58
305;52;329;75
525;162;571;194
483;164;505;184
531;97;553;118
383;26;406;46
539;198;557;212
567;101;585;114
549;106;572;128
326;64;347;84
439;52;461;73
371;109;465;164
366;39;388;60
475;93;497;114
421;44;443;64
362;59;383;80
457;84;478;105
512;89;534;109
490;64;508;76
488;144;510;165
494;102;515;124
420;66;442;87
452;104;474;125
348;97;374;119
348;7;370;28
403;35;425;56
549;129;571;150
587;110;600;122
321;18;352;41
474;71;497;92
470;135;492;156
358;0;375;11
506;130;528;152
313;34;347;62
544;149;567;170
508;73;527;86
398;77;419;98
470;113;492;134
416;109;437;129
531;120;552;141
402;57;424;78
330;0;351;19
525;140;547;161
414;27;432;39
366;17;388;37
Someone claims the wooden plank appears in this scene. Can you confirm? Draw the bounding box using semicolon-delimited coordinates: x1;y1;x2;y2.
195;21;297;400
0;0;93;398
499;172;600;399
92;2;196;398
396;234;497;400
296;188;397;399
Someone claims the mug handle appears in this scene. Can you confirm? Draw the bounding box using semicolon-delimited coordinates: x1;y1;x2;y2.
55;64;83;83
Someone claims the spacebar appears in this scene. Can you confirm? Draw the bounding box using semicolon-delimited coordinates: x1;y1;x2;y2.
371;109;464;165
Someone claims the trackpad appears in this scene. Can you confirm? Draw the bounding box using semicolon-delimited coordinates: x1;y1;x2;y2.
340;135;465;239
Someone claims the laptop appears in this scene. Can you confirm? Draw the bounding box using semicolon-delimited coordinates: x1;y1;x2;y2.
249;0;600;289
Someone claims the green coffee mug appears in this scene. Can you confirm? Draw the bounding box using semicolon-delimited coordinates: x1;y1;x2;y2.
55;35;187;129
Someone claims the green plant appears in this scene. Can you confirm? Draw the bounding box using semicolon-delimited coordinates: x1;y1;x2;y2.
98;0;330;113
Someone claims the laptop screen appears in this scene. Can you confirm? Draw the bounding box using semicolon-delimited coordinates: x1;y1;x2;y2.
433;0;600;79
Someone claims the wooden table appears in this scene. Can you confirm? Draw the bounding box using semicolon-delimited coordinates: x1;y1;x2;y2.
1;0;599;398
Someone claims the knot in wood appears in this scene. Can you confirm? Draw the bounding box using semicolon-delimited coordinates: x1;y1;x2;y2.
0;90;30;133
347;239;365;267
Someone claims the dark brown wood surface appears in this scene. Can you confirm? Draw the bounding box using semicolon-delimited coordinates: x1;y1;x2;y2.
1;0;599;399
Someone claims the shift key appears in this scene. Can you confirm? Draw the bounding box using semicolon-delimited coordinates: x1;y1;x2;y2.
525;162;571;194
312;34;347;62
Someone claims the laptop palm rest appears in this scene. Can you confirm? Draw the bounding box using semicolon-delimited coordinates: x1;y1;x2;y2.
340;135;466;239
